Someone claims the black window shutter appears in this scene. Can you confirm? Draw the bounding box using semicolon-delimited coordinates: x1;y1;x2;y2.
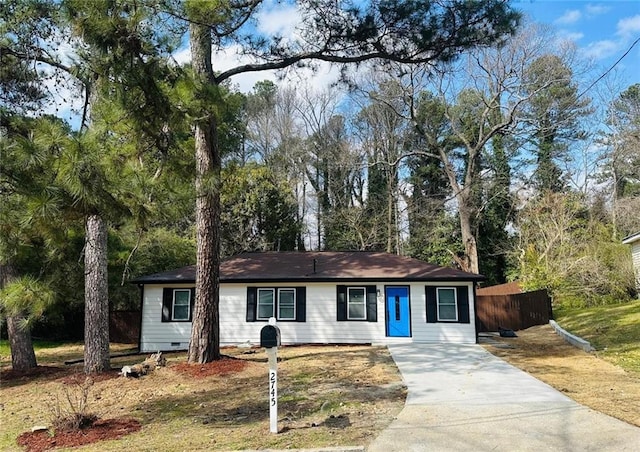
366;286;377;322
246;287;257;322
296;287;306;322
456;286;470;323
189;288;196;322
425;286;437;323
162;288;172;322
336;285;347;321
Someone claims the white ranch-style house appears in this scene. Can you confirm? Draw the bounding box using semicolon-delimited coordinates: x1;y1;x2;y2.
131;251;485;353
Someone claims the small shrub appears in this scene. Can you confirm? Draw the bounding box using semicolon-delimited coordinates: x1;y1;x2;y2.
48;376;98;432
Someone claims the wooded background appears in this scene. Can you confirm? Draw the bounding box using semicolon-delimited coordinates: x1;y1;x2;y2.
1;1;638;371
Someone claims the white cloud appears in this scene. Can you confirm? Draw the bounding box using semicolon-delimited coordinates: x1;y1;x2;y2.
585;4;610;17
172;46;190;66
557;30;584;43
616;14;640;38
255;2;301;38
583;39;620;60
555;9;582;25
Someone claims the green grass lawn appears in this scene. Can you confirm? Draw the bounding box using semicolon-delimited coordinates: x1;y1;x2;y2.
0;339;64;363
555;299;640;373
0;340;137;367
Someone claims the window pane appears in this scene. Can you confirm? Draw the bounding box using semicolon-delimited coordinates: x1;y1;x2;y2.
280;306;295;319
349;303;365;319
438;304;457;320
258;289;274;319
278;289;295;320
174;290;190;305
438;288;455;305
173;305;189;320
348;288;366;320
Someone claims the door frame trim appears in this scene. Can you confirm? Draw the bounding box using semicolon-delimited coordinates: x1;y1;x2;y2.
384;285;412;337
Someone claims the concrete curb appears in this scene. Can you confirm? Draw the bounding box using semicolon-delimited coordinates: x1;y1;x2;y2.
549;320;595;352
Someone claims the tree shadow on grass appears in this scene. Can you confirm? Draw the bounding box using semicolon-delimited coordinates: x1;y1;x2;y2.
1;366;71;389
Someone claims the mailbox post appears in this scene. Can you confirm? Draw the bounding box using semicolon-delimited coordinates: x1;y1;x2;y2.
260;317;281;433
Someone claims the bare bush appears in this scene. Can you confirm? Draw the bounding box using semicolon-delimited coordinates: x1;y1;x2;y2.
48;376;98;432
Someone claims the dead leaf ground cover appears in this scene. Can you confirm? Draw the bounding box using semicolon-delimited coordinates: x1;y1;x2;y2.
4;309;640;451
0;344;405;451
482;324;640;428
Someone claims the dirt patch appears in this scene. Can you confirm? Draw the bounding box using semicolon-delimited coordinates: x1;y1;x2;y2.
57;370;121;385
171;355;249;378
1;366;68;385
16;418;141;452
482;324;640;427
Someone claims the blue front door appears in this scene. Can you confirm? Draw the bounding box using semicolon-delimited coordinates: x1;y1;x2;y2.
386;286;410;337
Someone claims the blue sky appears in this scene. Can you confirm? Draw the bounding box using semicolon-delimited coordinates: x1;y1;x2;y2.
515;1;640;86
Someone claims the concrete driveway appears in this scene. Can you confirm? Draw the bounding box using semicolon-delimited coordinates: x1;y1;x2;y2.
367;344;640;451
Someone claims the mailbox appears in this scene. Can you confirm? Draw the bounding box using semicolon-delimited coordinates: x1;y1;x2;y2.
260;324;281;348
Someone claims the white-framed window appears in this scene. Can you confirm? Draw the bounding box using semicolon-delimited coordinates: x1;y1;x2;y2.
278;289;296;320
347;287;367;320
257;288;275;320
257;288;297;320
436;287;458;321
172;289;191;321
248;287;304;323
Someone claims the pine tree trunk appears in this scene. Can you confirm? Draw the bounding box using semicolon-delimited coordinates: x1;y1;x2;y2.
1;264;37;371
7;314;37;371
187;22;221;364
84;213;110;373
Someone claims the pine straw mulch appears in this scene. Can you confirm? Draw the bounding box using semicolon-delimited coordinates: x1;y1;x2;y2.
16;418;142;452
170;355;249;378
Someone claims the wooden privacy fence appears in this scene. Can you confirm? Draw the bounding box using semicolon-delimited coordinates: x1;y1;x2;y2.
109;310;141;344
475;289;552;332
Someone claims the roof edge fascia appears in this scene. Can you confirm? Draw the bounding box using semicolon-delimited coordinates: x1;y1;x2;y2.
622;232;640;245
135;276;485;285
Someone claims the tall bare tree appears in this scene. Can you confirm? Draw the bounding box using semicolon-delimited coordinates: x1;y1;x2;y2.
403;24;567;273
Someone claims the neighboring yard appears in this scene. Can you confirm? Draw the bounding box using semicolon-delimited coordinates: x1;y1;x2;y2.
483;299;640;428
554;301;640;373
0;343;405;451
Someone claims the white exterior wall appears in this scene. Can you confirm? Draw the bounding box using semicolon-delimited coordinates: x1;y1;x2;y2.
222;283;385;345
140;281;476;352
140;284;194;352
410;283;476;344
632;243;640;296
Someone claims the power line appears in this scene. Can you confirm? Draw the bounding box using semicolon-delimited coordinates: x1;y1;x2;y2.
577;35;640;100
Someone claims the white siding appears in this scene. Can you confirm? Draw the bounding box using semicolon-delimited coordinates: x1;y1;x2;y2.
140;281;477;352
632;243;640;295
409;283;476;343
222;283;386;345
140;284;193;352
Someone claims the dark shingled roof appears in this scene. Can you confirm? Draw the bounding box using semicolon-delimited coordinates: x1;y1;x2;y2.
131;251;484;284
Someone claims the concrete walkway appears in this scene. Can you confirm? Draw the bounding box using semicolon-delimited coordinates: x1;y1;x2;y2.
367;344;640;451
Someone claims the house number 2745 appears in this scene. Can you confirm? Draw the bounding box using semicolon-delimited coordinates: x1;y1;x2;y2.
270;370;277;406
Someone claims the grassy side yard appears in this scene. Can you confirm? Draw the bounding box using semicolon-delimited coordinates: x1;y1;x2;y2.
555;299;640;373
0;340;138;367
